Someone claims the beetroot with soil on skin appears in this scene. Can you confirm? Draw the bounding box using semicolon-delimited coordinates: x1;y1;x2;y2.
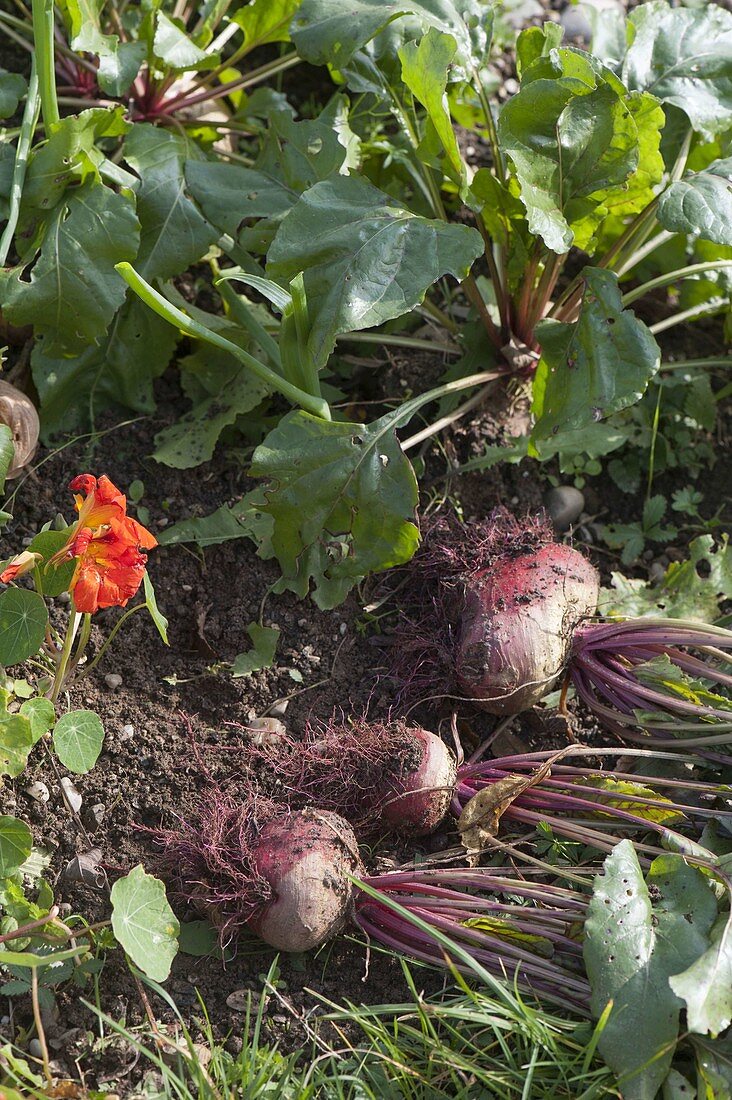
244;717;457;838
456;542;600;714
387;507;599;714
246;809;362;952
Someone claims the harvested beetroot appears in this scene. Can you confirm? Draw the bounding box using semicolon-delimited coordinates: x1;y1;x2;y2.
154;792;362;951
244;716;456;838
246;808;362;952
456;542;599;713
389;507;599;714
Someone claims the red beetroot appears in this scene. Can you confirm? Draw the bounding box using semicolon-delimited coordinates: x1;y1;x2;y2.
456;543;599;713
247;809;362;952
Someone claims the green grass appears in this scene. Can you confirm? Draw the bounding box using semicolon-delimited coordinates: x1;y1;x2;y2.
1;960;617;1099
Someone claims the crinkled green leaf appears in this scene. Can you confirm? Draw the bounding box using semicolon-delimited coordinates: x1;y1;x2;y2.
469;169;532;290
32;298;179;439
153;12;215;71
0;70;26;119
231;0;300;47
154;366;269;468
186;96;356;255
585;843;717;1100
250;408;420;609
658;159;732;247
53;710;104;774
110;864;179;981
633;653;732;714
0;816;32;878
291;0;488;76
515;22;563;79
0;715;34;778
623;0;732;139
232;623;280;677
158;490;273;549
267;175;482;370
21;107;130;218
671;914;732;1037
0;589;48;667
2;183;139;356
59;0;145;95
124;124;217;280
532;268;660;439
598;534;732;621
399;28;465;186
498;76;639;252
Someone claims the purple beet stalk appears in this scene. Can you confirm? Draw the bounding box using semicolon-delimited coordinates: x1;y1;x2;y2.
569;619;732;748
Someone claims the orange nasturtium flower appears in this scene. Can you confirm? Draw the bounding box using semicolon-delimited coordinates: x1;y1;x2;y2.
0;550;42;583
47;474;158;615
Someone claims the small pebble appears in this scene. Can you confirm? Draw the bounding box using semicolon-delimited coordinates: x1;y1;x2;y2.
83;803;106;830
26;781;50;804
57;591;71;605
29;1039;43;1058
339;622;347;636
60;777;83;814
157;517;169;528
544;486;585;533
649;562;666;584
560;5;592;42
120;723;135;740
105;673;123;690
246;717;287;747
270;699;289;717
62;847;105;889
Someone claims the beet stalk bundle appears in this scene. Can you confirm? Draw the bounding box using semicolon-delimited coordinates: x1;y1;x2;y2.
569;619;732;749
237;720;731;865
153;791;589;1009
390;509;732;745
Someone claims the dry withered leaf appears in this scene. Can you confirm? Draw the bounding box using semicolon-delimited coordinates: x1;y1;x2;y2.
0;379;40;478
457;746;575;864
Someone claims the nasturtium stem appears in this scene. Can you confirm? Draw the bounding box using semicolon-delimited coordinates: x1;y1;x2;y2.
115;263;332;421
82;603;145;676
50;605;81;704
622;261;732;306
31;0;59;128
0;59;40;267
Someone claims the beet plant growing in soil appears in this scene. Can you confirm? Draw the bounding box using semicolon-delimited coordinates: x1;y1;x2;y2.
0;0;731;1097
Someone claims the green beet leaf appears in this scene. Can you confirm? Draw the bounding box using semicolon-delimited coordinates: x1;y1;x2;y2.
670;914;732;1037
53;710;104;774
31;298;179;439
498;77;639;253
61;0;145;95
231;0;300;49
531;268;660;440
291;0;489;76
0;715;34;778
186;96;357;255
267;176;482;371
0;589;48;667
110;864;179;981
250;408;420;609
0;816;32;878
623;0;732;139
232;623;281;677
0;70;26;119
158;490;273;549
123;125;218;281
399;28;466;188
153;12;216;71
2;184;139;357
584;842;718;1100
658;159;732;248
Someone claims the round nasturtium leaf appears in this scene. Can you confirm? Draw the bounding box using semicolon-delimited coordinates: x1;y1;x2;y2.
53;710;104;774
0;588;48;667
0;814;32;877
111;864;180;981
